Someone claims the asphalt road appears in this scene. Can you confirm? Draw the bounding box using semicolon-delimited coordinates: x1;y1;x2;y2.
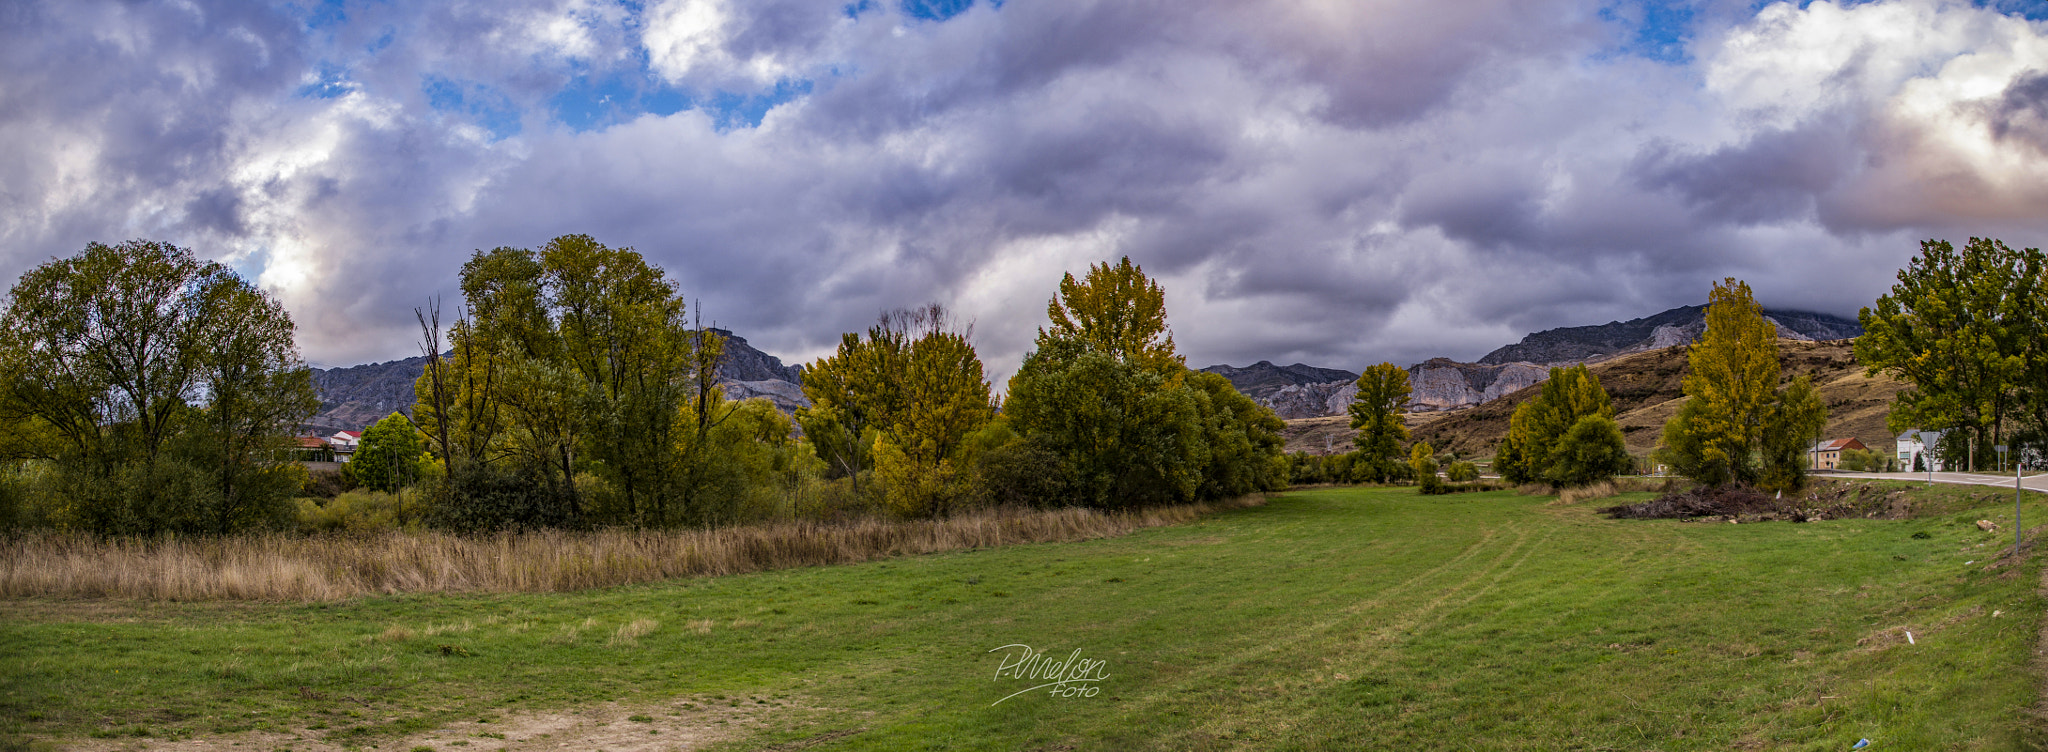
1822;470;2048;493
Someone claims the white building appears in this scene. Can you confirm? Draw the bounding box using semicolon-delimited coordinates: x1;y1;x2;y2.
1896;429;1946;472
329;430;362;463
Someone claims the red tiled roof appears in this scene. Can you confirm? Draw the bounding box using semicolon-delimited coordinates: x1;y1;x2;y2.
335;430;361;439
293;436;329;449
1817;438;1864;452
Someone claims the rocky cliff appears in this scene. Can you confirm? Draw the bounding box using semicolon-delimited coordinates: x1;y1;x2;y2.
1207;303;1862;421
1406;359;1549;412
306;329;808;432
1478;305;1861;365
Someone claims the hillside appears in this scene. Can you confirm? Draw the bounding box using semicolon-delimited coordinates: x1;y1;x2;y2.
1213;303;1863;420
304;329;808;433
1478;305;1861;365
1402;339;1905;459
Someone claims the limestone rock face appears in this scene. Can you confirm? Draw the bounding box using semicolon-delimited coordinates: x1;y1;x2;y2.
1262;380;1358;420
1406;359;1550;412
723;379;811;413
1479;304;1860;366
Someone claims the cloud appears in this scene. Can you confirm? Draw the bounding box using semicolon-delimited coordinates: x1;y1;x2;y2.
2;0;2047;381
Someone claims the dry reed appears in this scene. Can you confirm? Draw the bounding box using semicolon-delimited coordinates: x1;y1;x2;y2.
0;497;1262;602
1549;477;1670;505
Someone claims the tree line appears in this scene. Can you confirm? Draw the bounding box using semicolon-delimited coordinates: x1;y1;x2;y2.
0;237;1286;535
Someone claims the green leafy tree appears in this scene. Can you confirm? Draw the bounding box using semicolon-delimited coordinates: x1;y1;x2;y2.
799;305;994;517
1445;460;1480;482
1498;365;1622;487
353;413;424;493
188;277;320;533
1657;278;1829;490
0;240;315;534
1348;363;1412;483
1549;415;1633;487
1858;238;2043;470
1008;261;1283;508
414;236;711;529
1006;337;1203;509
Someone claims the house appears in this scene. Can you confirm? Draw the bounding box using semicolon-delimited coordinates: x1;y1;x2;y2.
1896;429;1947;472
1809;438;1866;470
329;430;362;463
290;435;334;463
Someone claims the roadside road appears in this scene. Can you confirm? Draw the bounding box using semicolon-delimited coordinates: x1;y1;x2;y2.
1822;470;2048;493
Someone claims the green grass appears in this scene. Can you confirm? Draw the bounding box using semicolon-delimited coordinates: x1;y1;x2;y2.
3;486;2044;750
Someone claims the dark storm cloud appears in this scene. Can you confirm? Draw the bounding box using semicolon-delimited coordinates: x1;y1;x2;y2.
1632;122;1858;226
1988;69;2048;152
2;0;2046;377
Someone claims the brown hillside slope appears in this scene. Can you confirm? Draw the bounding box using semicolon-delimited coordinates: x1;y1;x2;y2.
1295;340;1903;459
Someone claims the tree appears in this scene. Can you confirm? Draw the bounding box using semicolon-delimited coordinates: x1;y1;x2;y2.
1497;364;1621;487
800;305;994;518
0;240;314;534
1008;261;1283;509
1858;238;2043;470
188;276;320;533
1657;278;1829;490
414;236;714;529
1548;415;1633;487
1409;442;1438;479
1006;337;1202;509
1446;460;1480;482
352;413;424;493
1042;257;1183;375
1348;363;1412;482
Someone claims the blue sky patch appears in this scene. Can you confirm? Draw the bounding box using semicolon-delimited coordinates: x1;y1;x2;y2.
422;75;523;140
902;0;974;22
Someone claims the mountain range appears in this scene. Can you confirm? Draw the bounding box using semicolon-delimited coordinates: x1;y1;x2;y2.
303;330;809;434
1198;305;1863;420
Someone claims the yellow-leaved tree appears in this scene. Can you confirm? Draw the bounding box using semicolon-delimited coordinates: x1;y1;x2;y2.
1656;278;1827;490
1348;362;1412;482
1044;257;1185;376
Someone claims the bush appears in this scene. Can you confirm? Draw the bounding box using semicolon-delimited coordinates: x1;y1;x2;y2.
1418;474;1448;495
1445;461;1480;482
973;441;1068;507
1547;415;1633;488
296;489;421;534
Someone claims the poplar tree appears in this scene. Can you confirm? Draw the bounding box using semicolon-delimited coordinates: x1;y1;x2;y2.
1043;257;1184;375
1657;278;1828;490
1348;363;1412;482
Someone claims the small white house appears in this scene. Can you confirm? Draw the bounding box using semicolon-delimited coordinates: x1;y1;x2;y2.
1896;429;1946;472
329;430;362;462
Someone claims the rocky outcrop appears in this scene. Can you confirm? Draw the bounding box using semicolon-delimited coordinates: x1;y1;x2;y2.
1406;359;1549;412
723;379;811;413
307;354;436;434
1479;305;1860;365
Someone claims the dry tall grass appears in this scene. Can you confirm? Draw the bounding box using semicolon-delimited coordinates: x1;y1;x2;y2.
1540;477;1673;505
0;497;1262;602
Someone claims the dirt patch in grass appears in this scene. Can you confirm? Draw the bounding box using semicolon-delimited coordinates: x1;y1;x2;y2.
53;698;783;752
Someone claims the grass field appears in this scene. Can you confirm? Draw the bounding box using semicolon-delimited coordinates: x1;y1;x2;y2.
4;484;2045;750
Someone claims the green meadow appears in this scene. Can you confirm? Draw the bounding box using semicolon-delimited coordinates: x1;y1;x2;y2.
4;485;2043;750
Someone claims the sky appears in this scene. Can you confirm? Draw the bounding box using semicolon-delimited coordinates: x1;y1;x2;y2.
3;0;2047;381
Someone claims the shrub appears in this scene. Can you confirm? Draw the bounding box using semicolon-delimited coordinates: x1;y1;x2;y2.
1445;461;1480;482
296;490;417;534
973;441;1068;507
